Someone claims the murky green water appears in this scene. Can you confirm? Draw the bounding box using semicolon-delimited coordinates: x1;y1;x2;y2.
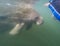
0;0;60;46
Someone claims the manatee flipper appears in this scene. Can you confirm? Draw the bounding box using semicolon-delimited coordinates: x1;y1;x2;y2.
9;23;24;35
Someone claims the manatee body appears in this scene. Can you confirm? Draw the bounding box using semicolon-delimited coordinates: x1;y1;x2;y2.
11;3;43;24
9;3;43;35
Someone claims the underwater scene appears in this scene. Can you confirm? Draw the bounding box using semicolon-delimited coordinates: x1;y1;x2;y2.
0;0;60;46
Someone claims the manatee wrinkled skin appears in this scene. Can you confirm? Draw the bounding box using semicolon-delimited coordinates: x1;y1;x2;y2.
7;3;43;25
